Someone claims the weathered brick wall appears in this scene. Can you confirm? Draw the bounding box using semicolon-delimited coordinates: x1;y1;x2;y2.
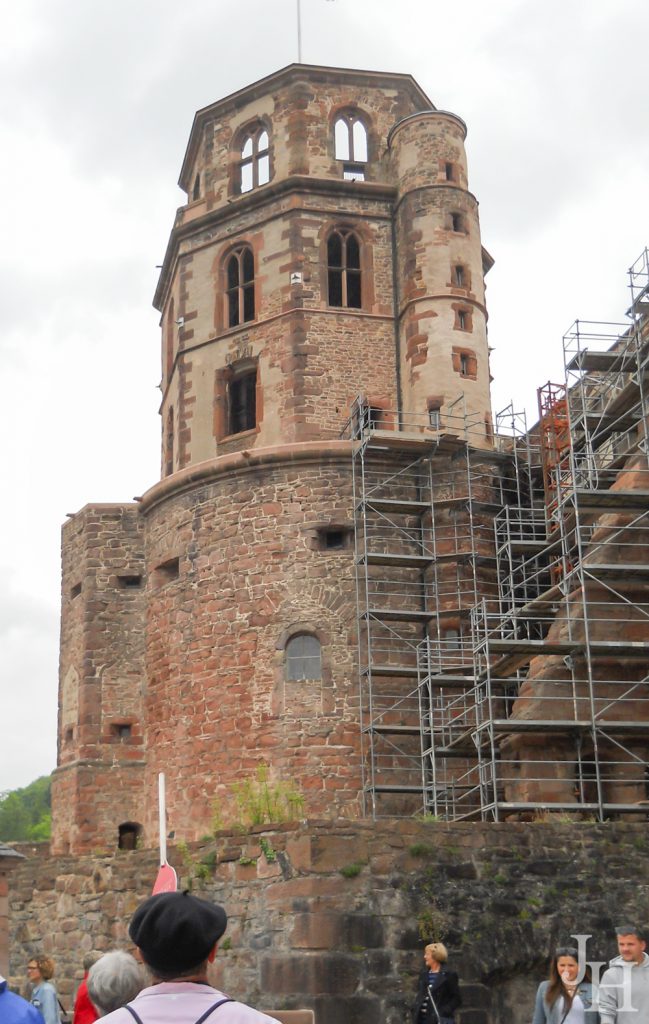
9;821;649;1024
390;111;492;442
139;446;361;845
52;505;146;854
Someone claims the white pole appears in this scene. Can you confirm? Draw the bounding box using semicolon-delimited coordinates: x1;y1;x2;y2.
158;772;167;865
297;0;302;62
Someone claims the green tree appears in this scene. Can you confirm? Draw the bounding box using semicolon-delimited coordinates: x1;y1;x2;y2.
0;775;52;842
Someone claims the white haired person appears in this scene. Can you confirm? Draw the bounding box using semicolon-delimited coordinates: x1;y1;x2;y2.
412;942;461;1024
87;953;145;1017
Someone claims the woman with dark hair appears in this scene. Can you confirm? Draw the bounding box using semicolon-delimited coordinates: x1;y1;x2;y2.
532;946;599;1024
412;942;461;1024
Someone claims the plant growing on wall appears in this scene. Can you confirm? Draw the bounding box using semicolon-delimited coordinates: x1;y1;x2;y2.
212;762;304;830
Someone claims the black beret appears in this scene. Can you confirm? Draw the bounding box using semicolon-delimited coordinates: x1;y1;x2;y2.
129;891;227;973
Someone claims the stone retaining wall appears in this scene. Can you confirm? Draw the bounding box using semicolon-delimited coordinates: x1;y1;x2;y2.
8;820;649;1024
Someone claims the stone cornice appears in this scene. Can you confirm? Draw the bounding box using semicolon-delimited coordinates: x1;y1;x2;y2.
139;440;353;515
153;176;397;311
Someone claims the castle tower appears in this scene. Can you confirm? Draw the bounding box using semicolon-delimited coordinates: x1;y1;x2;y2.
52;65;494;853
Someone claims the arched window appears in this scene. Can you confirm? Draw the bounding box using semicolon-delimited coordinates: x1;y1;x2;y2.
286;634;322;681
334;114;368;163
239;127;270;193
327;229;361;308
226;246;255;327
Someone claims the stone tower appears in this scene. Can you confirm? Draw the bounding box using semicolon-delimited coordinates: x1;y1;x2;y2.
52;64;494;854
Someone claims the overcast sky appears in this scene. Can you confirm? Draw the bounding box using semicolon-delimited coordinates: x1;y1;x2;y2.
2;0;647;793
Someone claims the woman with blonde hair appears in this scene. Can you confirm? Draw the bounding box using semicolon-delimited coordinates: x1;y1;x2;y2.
412;941;461;1024
28;955;61;1024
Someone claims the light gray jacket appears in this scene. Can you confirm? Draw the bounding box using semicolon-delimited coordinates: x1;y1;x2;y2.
599;953;649;1024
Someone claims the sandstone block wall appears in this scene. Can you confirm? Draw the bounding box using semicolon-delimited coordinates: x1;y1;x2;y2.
9;821;649;1024
53;505;146;854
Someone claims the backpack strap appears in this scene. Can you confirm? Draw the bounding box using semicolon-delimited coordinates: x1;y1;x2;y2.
123;996;233;1024
123;1007;145;1024
193;998;234;1024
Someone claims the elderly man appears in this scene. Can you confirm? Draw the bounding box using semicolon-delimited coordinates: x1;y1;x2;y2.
0;974;44;1024
599;924;649;1023
87;952;144;1017
99;891;278;1024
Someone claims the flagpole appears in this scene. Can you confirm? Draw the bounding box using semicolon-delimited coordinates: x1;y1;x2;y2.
297;0;302;62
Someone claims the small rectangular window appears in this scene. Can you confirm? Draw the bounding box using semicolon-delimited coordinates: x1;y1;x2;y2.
454;265;465;287
118;575;143;589
343;164;365;181
445;162;454;181
111;723;132;740
429;407;441;430
458;311;467;331
451;213;464;233
460;353;469;375
71;583;82;599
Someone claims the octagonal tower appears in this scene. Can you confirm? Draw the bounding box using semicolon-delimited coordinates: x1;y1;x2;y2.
52;64;494;853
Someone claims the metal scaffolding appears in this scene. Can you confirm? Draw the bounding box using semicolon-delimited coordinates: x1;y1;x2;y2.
351;249;649;821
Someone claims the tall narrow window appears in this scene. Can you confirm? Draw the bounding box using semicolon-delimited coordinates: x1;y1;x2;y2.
239;127;270;193
286;634;322;681
228;367;257;435
327;229;362;309
334;114;368;163
165;298;175;380
192;173;201;201
165;407;174;476
454;265;465;287
226;247;255;328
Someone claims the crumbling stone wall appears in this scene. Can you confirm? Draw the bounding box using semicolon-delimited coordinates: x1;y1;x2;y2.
9;821;649;1024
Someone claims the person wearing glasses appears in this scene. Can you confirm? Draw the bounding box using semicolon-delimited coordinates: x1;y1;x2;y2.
532;945;598;1024
28;957;61;1024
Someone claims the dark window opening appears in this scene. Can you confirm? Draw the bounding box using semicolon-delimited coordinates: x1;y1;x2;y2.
118;822;142;851
458;310;467;331
327;229;362;309
71;583;82;599
445;162;455;181
226;247;255;327
192;173;200;201
286;634;322;681
460;353;470;375
153;557;180;588
64;727;74;743
228;369;257;435
165;407;174;477
318;527;350;550
240;128;270;194
454;265;465;287
334;115;368;164
111;723;132;740
451;212;464;233
118;575;143;589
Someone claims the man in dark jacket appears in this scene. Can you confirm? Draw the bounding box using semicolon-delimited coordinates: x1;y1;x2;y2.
412;942;461;1024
